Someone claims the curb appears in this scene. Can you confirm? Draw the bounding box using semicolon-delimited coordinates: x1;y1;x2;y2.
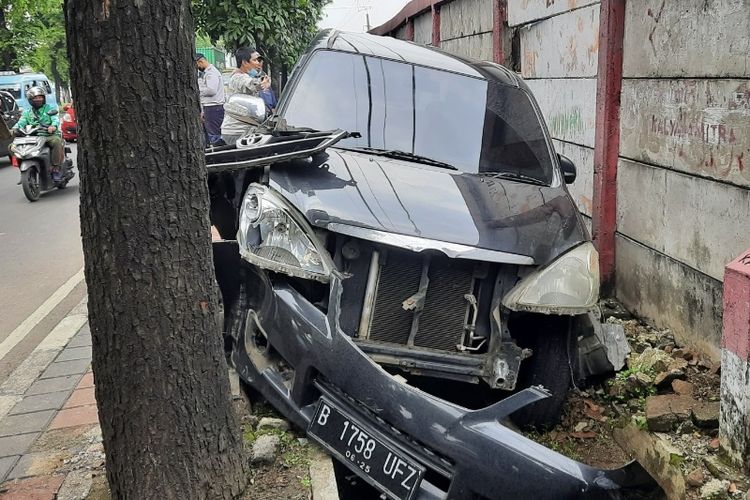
309;446;339;500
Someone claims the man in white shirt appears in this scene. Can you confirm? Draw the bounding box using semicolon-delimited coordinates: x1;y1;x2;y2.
196;53;226;146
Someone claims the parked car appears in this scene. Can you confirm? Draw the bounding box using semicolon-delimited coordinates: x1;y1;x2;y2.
61;103;78;141
1;90;21;156
208;30;662;500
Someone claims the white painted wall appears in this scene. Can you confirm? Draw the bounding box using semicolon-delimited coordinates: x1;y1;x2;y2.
520;4;600;78
508;0;599;27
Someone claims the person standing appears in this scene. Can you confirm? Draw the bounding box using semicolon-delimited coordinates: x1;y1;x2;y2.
220;47;270;146
195;53;225;146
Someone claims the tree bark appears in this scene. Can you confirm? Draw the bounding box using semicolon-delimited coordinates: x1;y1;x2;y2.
63;1;248;498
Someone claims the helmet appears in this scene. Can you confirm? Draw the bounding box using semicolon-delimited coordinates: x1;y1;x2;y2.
26;86;46;108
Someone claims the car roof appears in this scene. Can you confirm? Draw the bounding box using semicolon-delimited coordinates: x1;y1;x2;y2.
307;29;521;87
0;73;50;84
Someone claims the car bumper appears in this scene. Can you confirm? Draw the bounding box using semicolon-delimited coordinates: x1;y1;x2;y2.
226;257;662;500
62;125;77;140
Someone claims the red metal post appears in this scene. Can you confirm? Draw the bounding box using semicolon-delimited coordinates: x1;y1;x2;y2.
492;0;507;65
406;18;415;41
431;4;441;47
591;0;625;296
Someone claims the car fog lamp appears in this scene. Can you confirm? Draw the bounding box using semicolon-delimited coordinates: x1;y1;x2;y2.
238;185;333;282
502;242;599;315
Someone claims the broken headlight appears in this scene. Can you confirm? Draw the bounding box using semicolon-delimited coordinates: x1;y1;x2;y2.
237;184;335;282
502;242;599;315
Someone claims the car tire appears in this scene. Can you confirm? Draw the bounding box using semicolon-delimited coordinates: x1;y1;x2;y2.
511;317;573;430
22;167;41;202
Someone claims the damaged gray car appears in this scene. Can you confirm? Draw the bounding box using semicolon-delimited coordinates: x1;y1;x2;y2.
208;30;663;500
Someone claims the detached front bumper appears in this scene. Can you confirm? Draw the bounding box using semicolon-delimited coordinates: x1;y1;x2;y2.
227;260;662;500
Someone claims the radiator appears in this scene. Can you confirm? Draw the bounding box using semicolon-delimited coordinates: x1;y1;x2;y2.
368;251;475;352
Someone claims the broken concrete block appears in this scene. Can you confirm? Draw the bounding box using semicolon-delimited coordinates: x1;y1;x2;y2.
628;348;673;374
257;417;290;432
692;402;720;429
613;424;687;499
654;369;687;388
699;479;730;499
672;380;695;396
646;395;693;432
686;468;705;488
251;434;280;464
668;358;689;372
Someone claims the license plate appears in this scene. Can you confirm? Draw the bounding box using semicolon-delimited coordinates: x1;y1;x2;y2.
309;398;424;500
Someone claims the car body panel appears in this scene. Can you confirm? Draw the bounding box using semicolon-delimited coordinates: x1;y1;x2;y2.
269;149;587;267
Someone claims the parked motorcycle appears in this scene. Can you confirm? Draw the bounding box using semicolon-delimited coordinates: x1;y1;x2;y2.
10;113;75;202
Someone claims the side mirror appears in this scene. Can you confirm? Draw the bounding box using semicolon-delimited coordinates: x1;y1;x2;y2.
558;154;577;184
224;95;267;125
47;109;58;116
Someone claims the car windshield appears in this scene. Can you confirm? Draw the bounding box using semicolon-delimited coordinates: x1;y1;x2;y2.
281;50;554;184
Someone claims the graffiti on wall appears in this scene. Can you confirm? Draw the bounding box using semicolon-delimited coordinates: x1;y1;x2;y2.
620;80;750;187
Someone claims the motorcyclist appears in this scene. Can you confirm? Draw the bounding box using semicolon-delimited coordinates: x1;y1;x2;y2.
12;86;65;177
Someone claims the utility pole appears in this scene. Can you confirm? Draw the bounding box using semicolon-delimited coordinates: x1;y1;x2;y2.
366;12;371;31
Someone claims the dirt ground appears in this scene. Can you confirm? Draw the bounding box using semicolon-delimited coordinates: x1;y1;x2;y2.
526;305;747;500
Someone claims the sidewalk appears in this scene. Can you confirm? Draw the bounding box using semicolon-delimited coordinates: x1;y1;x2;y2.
0;299;339;500
0;299;103;499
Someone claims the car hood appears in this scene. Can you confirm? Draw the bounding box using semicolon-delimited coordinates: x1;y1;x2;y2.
269;148;587;266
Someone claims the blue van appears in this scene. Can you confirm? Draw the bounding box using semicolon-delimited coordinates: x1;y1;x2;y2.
0;72;58;111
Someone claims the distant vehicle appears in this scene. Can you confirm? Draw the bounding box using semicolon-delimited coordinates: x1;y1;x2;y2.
10;109;75;202
0;72;58;111
61;103;78;141
1;90;21;155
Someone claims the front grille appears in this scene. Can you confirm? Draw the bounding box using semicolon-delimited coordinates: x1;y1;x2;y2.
368;251;475;352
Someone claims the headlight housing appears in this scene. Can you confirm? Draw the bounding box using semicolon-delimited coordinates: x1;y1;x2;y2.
237;184;334;282
502;242;599;315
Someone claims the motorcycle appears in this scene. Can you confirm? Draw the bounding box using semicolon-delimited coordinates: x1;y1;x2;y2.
10;111;75;202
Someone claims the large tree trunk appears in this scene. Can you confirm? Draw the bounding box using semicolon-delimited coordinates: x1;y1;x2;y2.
63;1;248;498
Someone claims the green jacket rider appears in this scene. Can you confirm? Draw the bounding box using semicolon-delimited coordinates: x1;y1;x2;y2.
12;86;64;167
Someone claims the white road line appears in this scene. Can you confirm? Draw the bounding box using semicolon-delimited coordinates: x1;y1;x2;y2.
0;267;85;363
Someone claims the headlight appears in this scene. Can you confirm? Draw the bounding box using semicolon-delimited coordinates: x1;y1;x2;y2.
237;184;334;282
63;113;72;122
502;242;599;315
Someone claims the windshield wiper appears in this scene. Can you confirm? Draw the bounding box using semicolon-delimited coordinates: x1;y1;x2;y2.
341;147;459;171
484;170;549;186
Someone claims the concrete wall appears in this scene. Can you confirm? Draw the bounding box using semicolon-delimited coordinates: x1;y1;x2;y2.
440;0;495;61
374;0;750;356
513;2;600;220
616;0;750;356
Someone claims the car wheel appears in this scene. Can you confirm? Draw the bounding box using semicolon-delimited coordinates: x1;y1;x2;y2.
511;316;573;430
22;167;41;202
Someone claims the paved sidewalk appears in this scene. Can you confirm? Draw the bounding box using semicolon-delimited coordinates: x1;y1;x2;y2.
0;306;103;499
0;300;338;499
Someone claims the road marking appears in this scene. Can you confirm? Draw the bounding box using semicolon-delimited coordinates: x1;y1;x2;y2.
0;267;85;363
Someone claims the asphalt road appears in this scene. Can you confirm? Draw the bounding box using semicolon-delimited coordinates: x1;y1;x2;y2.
0;145;85;382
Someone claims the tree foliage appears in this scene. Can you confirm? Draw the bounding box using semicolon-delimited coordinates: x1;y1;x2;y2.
0;0;68;97
193;0;329;70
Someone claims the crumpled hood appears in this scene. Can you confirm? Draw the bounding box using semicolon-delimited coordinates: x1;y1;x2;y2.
269;148;588;266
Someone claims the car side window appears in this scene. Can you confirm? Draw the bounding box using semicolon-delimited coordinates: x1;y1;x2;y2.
43;81;52;95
